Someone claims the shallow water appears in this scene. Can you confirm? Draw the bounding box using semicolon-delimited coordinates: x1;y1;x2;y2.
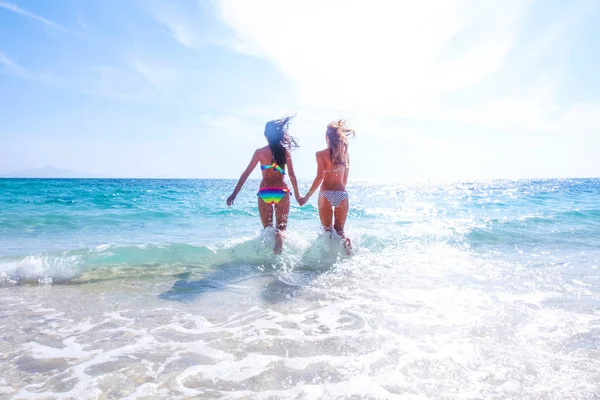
1;178;599;399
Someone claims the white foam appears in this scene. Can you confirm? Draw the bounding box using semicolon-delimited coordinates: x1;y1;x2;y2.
3;233;600;399
93;244;112;252
0;253;83;284
0;377;14;396
24;337;98;360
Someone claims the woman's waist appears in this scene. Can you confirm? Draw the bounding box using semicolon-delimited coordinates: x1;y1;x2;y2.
320;183;346;192
259;179;288;190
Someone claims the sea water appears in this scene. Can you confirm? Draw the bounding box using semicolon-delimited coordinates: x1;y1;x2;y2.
0;178;599;399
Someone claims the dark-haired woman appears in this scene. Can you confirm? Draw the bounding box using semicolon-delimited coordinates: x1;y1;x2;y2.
300;120;354;252
227;117;301;253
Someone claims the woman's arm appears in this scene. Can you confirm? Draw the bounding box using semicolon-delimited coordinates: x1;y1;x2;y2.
285;151;301;204
227;150;259;206
301;152;324;204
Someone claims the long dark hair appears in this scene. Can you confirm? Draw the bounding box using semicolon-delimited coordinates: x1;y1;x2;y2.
264;116;299;168
327;120;355;165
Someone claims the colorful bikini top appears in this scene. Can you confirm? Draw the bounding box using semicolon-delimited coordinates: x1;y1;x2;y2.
261;162;285;175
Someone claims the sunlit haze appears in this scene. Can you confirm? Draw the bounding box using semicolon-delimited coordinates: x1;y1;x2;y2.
1;0;599;180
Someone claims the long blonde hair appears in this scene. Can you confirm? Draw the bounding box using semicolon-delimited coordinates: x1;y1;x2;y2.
326;120;355;166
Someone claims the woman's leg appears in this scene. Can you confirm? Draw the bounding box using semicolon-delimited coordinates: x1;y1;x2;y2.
273;193;291;254
333;197;349;235
334;198;352;253
319;194;351;253
258;197;274;228
318;194;334;231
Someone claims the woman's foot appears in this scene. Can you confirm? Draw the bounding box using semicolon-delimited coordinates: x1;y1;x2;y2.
342;237;352;255
335;228;352;256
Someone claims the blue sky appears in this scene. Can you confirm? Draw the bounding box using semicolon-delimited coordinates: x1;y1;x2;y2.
1;0;599;180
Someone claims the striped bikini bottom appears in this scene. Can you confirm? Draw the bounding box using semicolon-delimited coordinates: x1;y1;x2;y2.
319;190;348;207
257;187;290;205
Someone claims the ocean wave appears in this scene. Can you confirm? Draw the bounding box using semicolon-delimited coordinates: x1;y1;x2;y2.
0;230;352;286
467;221;600;249
213;208;258;217
0;215;81;229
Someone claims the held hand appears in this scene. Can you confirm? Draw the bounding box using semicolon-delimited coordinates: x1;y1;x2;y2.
302;193;312;206
226;194;236;206
298;196;307;206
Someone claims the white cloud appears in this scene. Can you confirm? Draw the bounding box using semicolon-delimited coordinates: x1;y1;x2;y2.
217;0;535;116
0;51;59;84
151;0;233;49
216;0;600;136
130;57;182;93
78;66;161;102
560;102;600;129
152;1;201;48
210;0;600;179
0;51;29;76
0;1;68;32
0;51;178;103
76;13;89;31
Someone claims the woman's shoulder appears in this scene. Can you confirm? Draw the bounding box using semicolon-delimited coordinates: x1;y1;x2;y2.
315;149;329;158
251;146;271;163
256;145;270;153
254;146;270;157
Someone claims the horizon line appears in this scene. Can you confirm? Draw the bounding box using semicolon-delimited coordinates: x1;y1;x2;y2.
1;176;599;182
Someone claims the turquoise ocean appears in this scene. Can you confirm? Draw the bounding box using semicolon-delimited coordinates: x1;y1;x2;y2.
0;178;599;399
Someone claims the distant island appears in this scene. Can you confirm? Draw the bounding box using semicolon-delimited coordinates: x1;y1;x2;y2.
1;166;104;178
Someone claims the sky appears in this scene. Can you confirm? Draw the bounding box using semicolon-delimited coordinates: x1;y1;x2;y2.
1;0;599;180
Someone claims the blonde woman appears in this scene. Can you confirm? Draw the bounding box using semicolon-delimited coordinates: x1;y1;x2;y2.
300;120;354;251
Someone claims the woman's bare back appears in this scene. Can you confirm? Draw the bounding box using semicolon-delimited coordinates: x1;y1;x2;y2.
317;149;348;191
255;146;287;189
